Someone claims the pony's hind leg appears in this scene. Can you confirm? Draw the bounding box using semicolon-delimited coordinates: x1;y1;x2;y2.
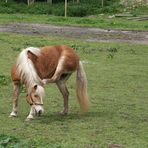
9;82;20;117
56;80;69;115
56;74;71;115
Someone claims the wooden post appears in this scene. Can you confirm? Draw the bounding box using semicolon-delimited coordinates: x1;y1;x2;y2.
65;0;67;18
102;0;104;7
27;0;35;6
47;0;52;4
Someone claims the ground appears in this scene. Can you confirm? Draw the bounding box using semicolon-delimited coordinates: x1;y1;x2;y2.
0;23;148;44
0;18;148;147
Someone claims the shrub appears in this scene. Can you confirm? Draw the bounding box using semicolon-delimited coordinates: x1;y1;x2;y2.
0;0;123;16
52;5;65;16
68;5;89;17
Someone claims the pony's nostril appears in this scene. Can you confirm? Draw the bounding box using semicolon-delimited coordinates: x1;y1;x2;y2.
38;110;42;116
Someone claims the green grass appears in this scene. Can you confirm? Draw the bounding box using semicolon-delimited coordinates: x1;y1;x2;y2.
0;13;148;30
0;32;148;147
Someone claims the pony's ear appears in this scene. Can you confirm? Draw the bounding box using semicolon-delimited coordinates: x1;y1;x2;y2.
27;50;38;60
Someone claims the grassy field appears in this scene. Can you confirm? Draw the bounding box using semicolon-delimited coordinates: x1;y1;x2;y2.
0;32;148;147
0;13;148;30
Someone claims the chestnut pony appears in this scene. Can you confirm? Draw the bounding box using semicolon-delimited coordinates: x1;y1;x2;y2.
10;45;89;121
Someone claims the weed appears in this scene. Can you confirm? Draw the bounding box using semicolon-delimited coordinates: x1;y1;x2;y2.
70;44;80;50
144;25;148;29
107;53;114;59
106;47;118;58
107;47;118;53
0;134;19;148
130;49;136;54
11;47;21;51
0;75;10;86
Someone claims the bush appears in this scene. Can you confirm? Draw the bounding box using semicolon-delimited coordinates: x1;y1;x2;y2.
28;3;53;14
68;5;89;17
53;6;65;16
101;3;123;13
0;0;122;16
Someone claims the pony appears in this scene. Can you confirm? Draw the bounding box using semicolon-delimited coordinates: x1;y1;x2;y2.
10;45;89;121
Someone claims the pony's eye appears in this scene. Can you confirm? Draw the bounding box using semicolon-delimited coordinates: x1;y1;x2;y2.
34;94;38;98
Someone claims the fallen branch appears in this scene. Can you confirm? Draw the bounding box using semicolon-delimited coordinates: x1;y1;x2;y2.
115;14;133;17
127;17;148;21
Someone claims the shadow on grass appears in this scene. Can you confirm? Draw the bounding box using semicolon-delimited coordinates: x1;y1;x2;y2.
35;111;101;125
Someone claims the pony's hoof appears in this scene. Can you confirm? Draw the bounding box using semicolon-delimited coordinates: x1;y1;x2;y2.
59;111;68;116
9;113;17;118
25;118;33;122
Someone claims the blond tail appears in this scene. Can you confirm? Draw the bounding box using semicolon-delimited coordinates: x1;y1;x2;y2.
76;61;89;113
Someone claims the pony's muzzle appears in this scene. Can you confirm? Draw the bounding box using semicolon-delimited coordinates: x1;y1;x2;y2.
33;105;44;116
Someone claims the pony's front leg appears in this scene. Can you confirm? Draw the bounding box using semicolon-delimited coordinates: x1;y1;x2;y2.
26;106;36;121
9;82;20;117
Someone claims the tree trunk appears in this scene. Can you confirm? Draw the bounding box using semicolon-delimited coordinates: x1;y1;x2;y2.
77;0;80;3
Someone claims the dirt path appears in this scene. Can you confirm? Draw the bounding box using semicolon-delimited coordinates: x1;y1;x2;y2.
0;23;148;44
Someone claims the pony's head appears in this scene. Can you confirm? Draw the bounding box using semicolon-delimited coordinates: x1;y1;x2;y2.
26;84;45;116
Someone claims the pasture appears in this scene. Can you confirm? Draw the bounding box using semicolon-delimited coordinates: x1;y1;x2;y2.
0;13;148;30
0;31;148;147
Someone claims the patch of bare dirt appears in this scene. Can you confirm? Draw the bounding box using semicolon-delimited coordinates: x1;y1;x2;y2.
0;23;147;44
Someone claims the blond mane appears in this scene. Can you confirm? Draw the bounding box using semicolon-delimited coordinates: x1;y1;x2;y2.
16;47;43;91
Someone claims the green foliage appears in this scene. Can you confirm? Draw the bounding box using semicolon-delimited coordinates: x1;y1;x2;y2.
52;4;65;16
107;47;118;53
0;0;122;16
0;134;19;147
0;0;147;17
101;3;123;13
0;75;10;86
107;47;118;59
130;5;148;16
68;5;89;17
